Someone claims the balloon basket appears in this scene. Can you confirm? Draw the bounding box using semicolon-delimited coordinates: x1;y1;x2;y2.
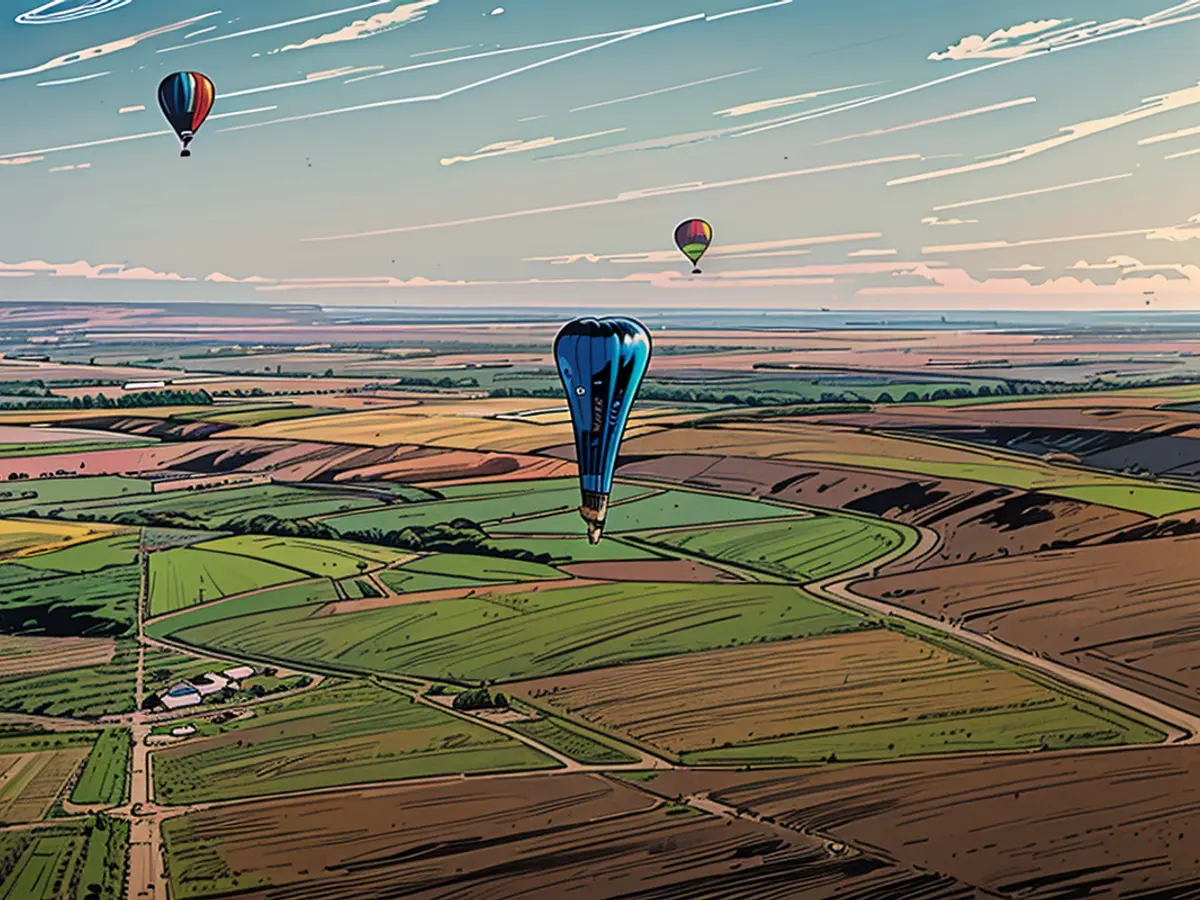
692;268;702;275
180;149;191;158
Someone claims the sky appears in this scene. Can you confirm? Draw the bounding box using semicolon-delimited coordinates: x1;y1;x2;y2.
4;0;1200;310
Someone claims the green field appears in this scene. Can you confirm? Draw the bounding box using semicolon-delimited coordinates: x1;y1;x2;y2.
148;546;306;617
166;581;865;683
495;488;804;535
21;533;140;574
18;483;384;527
683;697;1165;766
146;579;339;637
0;561;139;638
195;534;409;579
0;641;138;718
509;715;639;765
152;680;555;804
325;478;651;532
643;513;916;582
379;552;566;595
486;535;661;563
0;815;128;900
71;729;131;807
0;476;150;516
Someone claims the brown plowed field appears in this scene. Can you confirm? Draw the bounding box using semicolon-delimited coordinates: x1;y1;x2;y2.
0;635;115;676
161;773;978;899
856;535;1200;715
559;558;740;582
615;453;1140;571
641;746;1200;898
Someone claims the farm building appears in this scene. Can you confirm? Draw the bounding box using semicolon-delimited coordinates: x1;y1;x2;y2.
161;684;202;710
170;724;196;737
223;665;254;681
190;673;230;697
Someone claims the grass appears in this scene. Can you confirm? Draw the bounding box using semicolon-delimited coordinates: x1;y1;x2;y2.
642;513;916;582
20;533;140;573
684;698;1164;765
148;547;306;617
0;816;127;900
485;536;661;563
166;581;866;683
0;518;120;558
325;478;651;532
494;487;804;535
152;680;555;804
0;561;140;638
21;484;383;527
71;729;130;807
0;476;150;514
145;580;339;637
195;534;409;579
508;716;638;765
0;640;138;718
378;553;566;595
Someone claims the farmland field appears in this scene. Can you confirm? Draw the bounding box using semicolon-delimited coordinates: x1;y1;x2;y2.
194;534;410;578
493;486;805;534
378;551;565;594
0;560;140;638
0;743;90;823
152;680;554;803
148;546;305;616
0;640;138;717
145;579;339;637
70;728;130;807
507;715;639;765
19;532;139;573
0;635;115;677
164;581;867;682
513;630;1163;764
641;513;916;581
0;816;127;900
0;517;122;558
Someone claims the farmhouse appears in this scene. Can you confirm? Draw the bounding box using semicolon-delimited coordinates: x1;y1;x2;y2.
161;684;202;710
170;724;196;737
190;673;230;697
223;665;254;682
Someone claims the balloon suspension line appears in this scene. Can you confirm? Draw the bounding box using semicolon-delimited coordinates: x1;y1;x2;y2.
180;132;194;159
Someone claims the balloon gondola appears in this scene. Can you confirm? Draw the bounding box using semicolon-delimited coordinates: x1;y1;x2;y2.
554;317;652;544
158;72;216;158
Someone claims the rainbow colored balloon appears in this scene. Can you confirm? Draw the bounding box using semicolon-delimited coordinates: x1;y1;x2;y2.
158;72;216;159
674;218;713;274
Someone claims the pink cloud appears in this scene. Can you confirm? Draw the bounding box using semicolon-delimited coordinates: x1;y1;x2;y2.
0;260;192;281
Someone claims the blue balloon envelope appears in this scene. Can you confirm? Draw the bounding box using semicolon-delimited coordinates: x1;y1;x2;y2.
554;316;652;543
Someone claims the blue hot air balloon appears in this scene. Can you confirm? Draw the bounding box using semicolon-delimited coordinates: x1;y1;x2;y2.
554;316;652;543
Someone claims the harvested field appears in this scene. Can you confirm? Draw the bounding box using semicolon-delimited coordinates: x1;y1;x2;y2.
0;635;115;677
0;747;89;822
560;558;740;582
0;518;120;559
512;630;1159;764
617;454;1142;570
160;773;975;899
642;746;1200;899
152;680;553;804
858;534;1200;716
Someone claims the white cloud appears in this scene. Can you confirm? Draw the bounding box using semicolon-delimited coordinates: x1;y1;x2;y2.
524;233;883;266
271;0;437;54
817;97;1035;145
888;79;1200;186
118;105;145;115
0;260;191;281
303;154;919;242
928;19;1065;60
441;129;625;166
1147;213;1200;241
0;11;219;82
205;272;276;284
570;69;757;113
0;156;44;166
714;81;881;117
921;216;978;226
36;72;110;87
48;162;90;172
930;173;1133;209
157;2;393;53
989;264;1044;272
847;248;898;257
489;7;504;15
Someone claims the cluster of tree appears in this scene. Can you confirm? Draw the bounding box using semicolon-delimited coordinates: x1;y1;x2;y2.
452;686;509;711
68;389;213;410
389;375;480;389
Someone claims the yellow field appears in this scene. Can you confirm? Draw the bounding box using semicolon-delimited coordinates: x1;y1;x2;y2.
230;398;688;453
0;519;122;558
0;748;89;822
0;635;115;677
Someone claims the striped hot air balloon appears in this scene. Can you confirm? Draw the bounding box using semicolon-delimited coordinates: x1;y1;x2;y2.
158;72;216;158
674;218;713;274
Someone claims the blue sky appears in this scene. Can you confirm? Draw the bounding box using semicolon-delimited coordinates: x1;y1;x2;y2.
3;0;1200;309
